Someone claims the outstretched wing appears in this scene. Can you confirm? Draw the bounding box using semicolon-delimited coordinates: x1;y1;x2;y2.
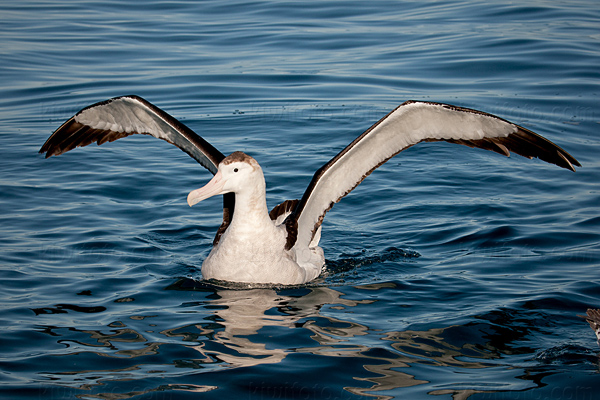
285;100;580;251
39;95;235;244
40;95;225;172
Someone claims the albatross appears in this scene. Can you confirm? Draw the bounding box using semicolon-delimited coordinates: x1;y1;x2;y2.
40;95;580;285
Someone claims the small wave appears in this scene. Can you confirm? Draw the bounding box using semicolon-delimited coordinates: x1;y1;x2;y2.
322;247;421;284
535;344;598;365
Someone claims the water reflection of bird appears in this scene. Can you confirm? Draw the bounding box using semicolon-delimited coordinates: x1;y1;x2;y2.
40;96;580;285
164;281;371;369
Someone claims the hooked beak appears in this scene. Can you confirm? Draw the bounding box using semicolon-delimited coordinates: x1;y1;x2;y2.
187;171;226;207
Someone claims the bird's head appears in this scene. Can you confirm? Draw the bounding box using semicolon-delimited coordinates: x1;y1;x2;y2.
187;151;263;206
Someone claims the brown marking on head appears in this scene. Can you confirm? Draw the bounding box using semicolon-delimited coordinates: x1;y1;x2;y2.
221;151;260;170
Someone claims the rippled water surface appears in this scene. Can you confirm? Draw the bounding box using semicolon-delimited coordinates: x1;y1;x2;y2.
1;1;600;399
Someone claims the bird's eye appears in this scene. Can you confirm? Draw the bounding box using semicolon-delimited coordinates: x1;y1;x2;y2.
234;168;239;173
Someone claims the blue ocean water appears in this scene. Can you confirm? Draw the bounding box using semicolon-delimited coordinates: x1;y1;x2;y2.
1;0;599;399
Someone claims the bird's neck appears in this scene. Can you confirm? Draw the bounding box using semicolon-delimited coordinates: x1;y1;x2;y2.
230;186;271;229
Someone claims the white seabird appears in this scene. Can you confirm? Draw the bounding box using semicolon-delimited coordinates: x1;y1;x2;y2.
40;95;580;285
